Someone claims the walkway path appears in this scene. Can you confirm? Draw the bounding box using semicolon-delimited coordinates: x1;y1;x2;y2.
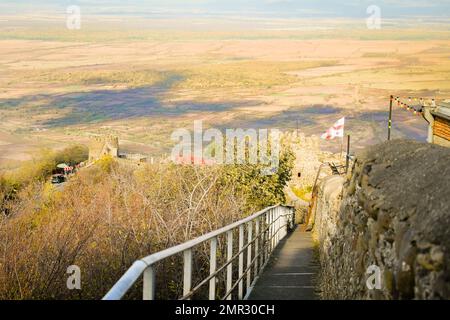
248;227;319;300
285;186;310;208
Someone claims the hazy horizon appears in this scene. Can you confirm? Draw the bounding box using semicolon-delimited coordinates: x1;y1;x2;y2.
1;0;449;19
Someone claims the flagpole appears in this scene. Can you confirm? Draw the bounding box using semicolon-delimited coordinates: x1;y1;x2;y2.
345;135;351;173
388;95;393;141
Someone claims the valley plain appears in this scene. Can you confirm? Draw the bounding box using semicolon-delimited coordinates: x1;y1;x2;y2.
1;16;449;167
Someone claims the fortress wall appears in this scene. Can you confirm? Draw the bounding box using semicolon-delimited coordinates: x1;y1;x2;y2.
313;140;450;299
88;135;119;162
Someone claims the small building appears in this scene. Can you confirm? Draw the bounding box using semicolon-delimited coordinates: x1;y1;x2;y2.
88;135;119;163
423;102;450;148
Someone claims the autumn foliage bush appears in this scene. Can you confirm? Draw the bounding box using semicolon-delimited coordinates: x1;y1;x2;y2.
0;147;293;299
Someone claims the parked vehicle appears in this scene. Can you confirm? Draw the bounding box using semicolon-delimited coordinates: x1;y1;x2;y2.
51;174;66;184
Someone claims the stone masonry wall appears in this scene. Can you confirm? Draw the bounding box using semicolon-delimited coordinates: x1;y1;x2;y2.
314;140;450;300
312;175;345;261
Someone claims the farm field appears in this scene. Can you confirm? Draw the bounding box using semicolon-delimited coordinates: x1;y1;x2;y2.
1;17;449;167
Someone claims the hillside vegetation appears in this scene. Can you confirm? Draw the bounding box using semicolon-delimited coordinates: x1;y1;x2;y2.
0;146;294;299
0;145;88;212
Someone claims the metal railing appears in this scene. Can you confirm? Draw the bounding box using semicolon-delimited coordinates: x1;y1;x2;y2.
103;205;295;300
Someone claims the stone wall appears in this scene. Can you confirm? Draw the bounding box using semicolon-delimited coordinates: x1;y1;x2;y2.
284;131;342;224
88;135;119;162
312;175;344;256
314;140;450;300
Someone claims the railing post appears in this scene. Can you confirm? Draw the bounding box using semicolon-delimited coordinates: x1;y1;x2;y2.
291;207;295;230
183;249;192;298
265;211;269;259
275;207;279;246
279;207;282;240
276;207;280;243
278;207;281;243
270;209;275;254
209;237;217;300
226;230;233;300
276;208;279;243
255;217;260;275
264;209;273;263
290;207;294;230
287;207;291;235
247;221;253;291
143;265;156;300
238;224;244;299
283;207;288;238
263;213;268;265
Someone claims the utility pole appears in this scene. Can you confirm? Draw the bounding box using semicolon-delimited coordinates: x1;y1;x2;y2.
388;95;393;141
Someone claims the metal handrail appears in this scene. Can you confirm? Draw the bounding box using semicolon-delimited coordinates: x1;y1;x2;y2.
103;205;295;300
182;214;290;300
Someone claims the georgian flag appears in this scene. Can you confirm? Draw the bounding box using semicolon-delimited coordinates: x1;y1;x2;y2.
321;117;345;140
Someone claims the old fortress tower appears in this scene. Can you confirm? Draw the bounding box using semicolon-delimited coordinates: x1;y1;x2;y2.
88;135;148;163
88;135;119;163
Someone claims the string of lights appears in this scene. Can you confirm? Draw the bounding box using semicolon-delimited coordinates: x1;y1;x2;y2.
393;96;436;117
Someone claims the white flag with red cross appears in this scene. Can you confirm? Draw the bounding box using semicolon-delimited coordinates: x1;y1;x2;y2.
321;117;345;140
